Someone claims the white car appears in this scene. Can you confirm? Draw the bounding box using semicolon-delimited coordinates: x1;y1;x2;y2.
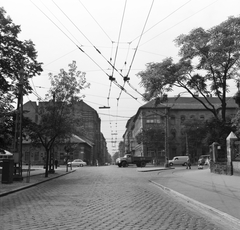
68;159;87;167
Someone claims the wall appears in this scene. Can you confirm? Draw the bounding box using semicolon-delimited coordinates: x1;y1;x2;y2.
233;161;240;176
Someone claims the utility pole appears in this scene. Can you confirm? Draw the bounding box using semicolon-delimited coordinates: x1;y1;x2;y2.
186;133;189;156
164;107;169;167
13;69;24;181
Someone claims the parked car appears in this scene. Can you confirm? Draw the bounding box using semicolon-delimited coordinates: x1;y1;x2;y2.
67;159;87;167
168;156;189;166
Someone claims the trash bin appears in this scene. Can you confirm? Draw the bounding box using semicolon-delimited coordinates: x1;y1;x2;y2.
1;159;14;184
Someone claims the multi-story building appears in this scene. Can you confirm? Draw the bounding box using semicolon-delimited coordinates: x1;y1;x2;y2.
22;100;108;166
123;96;238;163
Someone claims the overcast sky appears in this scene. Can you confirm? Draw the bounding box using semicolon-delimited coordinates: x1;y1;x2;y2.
2;0;240;155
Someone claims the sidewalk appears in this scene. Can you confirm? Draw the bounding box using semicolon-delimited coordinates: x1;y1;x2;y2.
0;165;75;197
138;165;240;228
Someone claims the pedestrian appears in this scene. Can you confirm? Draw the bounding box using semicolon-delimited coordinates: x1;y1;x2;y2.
54;159;58;169
186;158;191;169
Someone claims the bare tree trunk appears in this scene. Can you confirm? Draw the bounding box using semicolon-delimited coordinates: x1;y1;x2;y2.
45;149;50;177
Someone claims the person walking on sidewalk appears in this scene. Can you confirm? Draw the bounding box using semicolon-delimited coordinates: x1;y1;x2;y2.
186;157;191;169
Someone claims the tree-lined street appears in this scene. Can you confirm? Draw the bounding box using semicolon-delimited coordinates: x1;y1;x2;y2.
1;166;238;230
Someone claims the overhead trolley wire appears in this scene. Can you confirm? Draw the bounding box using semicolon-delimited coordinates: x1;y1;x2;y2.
112;0;155;103
52;0;125;81
30;0;81;48
111;0;128;78
125;0;155;80
131;0;192;44
31;1;139;104
140;0;219;47
40;0;80;45
78;0;113;43
108;0;128;106
52;0;140;105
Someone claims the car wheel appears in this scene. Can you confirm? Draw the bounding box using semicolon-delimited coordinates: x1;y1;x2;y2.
80;164;83;167
169;162;173;166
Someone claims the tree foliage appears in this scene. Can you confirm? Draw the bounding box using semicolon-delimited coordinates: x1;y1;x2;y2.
135;127;165;154
46;61;90;103
138;16;240;122
204;117;233;153
0;7;43;148
26;61;90;177
0;7;43;102
180;118;207;155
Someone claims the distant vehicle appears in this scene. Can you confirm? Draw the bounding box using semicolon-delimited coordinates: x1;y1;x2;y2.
116;154;152;167
67;159;87;167
0;148;13;160
198;155;210;165
168;156;188;166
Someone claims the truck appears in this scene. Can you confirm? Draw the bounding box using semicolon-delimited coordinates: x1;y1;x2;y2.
116;154;152;167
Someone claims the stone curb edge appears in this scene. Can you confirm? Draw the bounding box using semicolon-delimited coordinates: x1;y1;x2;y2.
0;170;76;197
137;167;174;172
149;180;240;230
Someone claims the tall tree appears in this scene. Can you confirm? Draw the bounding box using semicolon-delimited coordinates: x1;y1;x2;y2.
138;16;240;123
26;61;90;177
0;7;43;147
135;127;165;158
180;118;207;160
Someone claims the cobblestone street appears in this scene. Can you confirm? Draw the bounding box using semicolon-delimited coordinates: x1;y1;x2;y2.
0;166;230;230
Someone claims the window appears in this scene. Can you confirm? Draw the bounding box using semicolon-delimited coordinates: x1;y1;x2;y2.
170;129;176;138
146;119;154;123
146;115;161;124
34;152;39;161
200;115;205;120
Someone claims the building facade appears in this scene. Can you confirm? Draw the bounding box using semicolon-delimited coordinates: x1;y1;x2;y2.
123;97;238;164
22;100;108;166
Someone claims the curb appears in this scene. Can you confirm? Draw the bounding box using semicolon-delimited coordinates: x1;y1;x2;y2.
0;170;76;197
149;180;240;230
137;167;175;172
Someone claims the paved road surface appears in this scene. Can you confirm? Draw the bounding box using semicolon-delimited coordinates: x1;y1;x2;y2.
0;166;236;230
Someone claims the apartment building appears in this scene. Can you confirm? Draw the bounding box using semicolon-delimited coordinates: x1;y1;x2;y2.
123;97;238;163
22;100;108;165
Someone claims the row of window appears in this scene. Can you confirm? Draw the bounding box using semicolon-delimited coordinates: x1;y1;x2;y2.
146;114;205;124
23;152;72;162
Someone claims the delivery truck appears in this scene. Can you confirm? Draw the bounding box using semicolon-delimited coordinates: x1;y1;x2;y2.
116;154;152;167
